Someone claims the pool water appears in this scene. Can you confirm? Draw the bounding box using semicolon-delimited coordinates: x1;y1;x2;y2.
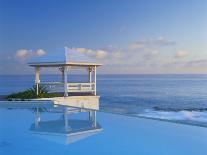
0;109;207;155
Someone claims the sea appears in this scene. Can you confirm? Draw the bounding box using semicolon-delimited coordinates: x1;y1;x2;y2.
1;74;207;127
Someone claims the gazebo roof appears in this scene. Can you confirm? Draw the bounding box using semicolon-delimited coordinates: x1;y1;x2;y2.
28;48;102;67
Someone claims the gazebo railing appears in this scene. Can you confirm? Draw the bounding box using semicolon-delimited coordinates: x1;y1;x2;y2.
40;82;95;93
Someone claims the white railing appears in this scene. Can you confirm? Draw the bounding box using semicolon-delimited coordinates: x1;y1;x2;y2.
40;82;95;93
41;82;64;93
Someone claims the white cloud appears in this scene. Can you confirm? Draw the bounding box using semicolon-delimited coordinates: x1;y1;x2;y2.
129;42;144;50
13;37;176;71
16;49;31;58
74;48;108;59
162;59;207;73
15;49;46;60
96;50;108;59
5;35;206;74
111;51;125;59
36;49;46;56
75;48;95;57
73;37;174;66
175;50;189;58
186;59;207;67
129;37;175;50
155;36;175;46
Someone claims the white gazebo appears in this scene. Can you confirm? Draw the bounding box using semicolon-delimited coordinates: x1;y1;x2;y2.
28;47;102;97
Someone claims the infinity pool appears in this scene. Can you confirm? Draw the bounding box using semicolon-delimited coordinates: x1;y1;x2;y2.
0;109;207;155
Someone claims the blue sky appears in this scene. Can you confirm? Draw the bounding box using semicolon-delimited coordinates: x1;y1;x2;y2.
0;0;207;74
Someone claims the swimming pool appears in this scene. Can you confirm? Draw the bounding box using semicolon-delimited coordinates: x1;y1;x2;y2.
0;109;207;155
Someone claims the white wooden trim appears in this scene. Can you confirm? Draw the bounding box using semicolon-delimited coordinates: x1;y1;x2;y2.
41;82;95;93
89;67;92;83
64;67;68;97
59;67;64;83
94;66;96;95
29;62;102;67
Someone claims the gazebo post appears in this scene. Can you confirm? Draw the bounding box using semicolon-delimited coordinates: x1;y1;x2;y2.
88;66;92;83
94;66;96;95
60;67;65;83
64;66;68;97
35;67;40;95
88;66;93;122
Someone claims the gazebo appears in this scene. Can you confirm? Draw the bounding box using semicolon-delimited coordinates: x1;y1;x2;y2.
28;47;102;97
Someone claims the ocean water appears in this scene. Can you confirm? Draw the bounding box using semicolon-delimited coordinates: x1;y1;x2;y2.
1;74;207;127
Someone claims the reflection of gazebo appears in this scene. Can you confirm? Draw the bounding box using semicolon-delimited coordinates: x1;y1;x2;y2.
30;119;102;144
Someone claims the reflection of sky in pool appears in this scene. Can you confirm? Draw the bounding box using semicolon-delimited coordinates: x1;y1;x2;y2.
0;109;207;155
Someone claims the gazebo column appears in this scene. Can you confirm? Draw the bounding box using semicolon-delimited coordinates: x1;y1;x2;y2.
88;66;92;83
88;67;92;122
94;66;97;95
35;67;40;95
64;66;68;97
60;67;65;83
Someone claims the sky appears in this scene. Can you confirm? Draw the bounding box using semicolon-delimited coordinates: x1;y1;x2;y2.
0;0;207;74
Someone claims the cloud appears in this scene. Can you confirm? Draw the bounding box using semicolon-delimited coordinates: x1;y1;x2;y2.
129;42;144;50
74;47;108;59
129;37;175;50
73;36;174;67
111;51;125;59
13;36;176;71
16;49;31;59
36;49;46;56
155;36;175;46
15;49;46;60
163;59;207;69
96;50;108;59
4;35;206;74
175;50;189;58
75;48;95;57
186;59;207;67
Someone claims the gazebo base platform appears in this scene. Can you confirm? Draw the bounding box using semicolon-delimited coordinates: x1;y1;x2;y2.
0;95;100;110
37;95;100;110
